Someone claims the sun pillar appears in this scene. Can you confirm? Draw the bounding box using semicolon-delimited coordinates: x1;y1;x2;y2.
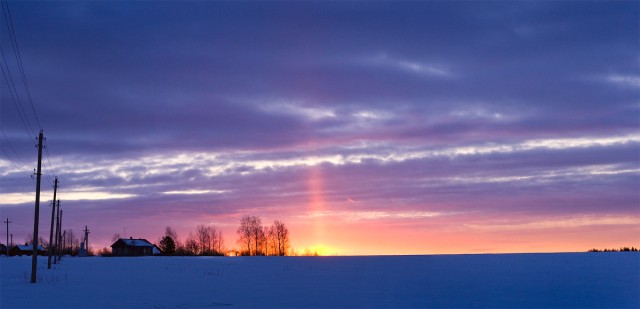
307;165;326;248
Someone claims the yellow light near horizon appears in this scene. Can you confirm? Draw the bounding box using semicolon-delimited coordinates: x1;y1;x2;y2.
307;244;337;256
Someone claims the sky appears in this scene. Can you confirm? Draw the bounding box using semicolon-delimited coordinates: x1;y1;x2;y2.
0;1;638;255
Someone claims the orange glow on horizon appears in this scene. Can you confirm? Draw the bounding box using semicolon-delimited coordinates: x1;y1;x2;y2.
286;213;640;256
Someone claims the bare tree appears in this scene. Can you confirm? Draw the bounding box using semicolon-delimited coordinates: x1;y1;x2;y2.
237;216;264;255
25;233;33;245
164;226;180;247
237;217;288;256
196;224;211;255
58;229;80;255
38;237;49;250
23;234;48;247
183;232;199;256
272;220;290;256
207;226;224;255
252;217;265;255
161;226;183;253
112;233;122;242
216;229;224;254
237;216;253;255
265;225;276;256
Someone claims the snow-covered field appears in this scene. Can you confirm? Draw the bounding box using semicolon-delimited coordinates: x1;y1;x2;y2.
1;253;638;308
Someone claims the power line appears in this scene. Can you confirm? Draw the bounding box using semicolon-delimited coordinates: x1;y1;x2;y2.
0;0;57;186
0;145;23;171
43;140;57;177
0;145;26;171
1;0;41;130
0;129;29;169
0;49;36;140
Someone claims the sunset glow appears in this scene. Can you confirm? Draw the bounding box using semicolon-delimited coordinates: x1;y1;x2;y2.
0;1;638;255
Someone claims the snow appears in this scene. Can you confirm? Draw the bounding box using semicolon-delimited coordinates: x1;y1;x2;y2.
1;253;638;308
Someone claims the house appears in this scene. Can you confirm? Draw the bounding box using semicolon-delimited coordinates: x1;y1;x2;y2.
0;244;6;255
111;238;160;256
14;244;46;256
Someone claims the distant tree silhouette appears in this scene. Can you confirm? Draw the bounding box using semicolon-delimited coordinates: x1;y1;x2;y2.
209;226;224;255
183;233;199;256
237;217;290;256
272;220;289;256
97;247;112;256
237;216;266;255
196;225;211;255
237;216;254;255
159;236;176;255
112;233;121;242
183;234;194;255
195;224;224;255
588;247;639;252
263;220;290;256
265;225;276;255
164;226;180;250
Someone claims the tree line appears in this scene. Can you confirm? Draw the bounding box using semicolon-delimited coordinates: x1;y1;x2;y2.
236;216;290;256
4;216;293;257
155;225;224;256
2;229;85;256
154;216;290;256
588;247;638;252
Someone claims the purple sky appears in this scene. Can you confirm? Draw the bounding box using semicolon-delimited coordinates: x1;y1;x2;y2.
1;1;638;254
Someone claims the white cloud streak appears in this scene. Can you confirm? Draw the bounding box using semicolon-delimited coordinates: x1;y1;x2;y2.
607;74;640;88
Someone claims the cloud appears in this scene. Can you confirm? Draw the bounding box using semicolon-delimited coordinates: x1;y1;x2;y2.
606;74;640;88
259;100;336;121
366;53;452;77
299;210;445;222
162;189;228;195
464;215;640;231
1;1;638;252
0;190;135;205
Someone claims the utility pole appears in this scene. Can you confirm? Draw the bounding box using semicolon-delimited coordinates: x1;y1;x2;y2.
47;177;58;268
10;234;13;246
4;218;10;256
81;225;90;256
53;199;60;264
58;211;63;262
31;130;44;283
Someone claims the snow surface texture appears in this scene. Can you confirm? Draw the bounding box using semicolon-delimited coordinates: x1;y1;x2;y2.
1;253;638;308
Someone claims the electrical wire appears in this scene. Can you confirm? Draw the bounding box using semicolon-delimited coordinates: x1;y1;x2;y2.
0;0;57;184
0;144;25;171
0;130;29;169
0;47;36;140
42;143;56;184
1;0;41;130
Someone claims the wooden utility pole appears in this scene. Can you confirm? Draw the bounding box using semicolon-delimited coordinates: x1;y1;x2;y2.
58;212;63;262
47;177;58;268
53;199;60;264
31;130;43;283
4;218;11;255
81;225;90;256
